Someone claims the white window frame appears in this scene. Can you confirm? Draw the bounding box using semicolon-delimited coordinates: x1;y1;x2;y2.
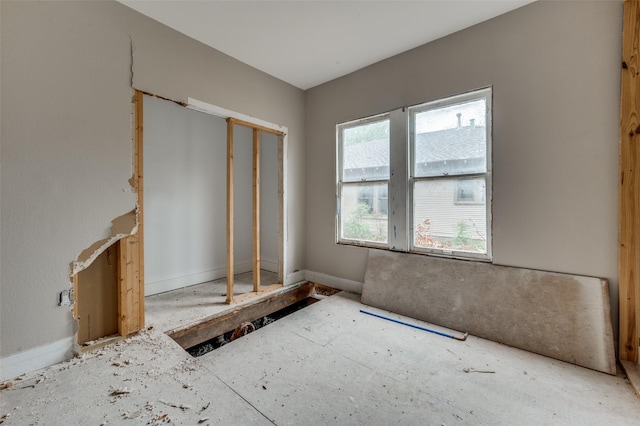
336;113;391;248
336;87;492;262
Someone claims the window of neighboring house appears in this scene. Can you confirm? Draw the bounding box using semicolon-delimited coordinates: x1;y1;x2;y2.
455;178;485;204
336;87;492;261
337;115;390;245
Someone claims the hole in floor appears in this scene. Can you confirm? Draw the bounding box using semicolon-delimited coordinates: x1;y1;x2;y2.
186;297;319;357
165;283;340;357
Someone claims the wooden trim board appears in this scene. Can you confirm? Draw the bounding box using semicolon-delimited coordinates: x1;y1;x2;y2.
619;0;640;363
228;117;285;137
621;360;640;399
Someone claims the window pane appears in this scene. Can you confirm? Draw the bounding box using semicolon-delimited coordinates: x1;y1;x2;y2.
413;178;486;254
342;119;389;182
413;99;486;177
340;182;388;243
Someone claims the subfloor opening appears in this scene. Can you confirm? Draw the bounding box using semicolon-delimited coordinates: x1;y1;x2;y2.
187;297;319;357
167;282;339;356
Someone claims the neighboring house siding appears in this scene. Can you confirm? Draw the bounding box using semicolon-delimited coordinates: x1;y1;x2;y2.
413;180;486;241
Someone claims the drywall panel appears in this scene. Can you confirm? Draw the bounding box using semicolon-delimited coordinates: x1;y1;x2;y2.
144;96;227;295
362;250;616;374
1;0;305;373
305;1;622;334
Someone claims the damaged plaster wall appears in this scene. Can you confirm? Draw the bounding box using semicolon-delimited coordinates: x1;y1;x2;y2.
305;1;622;333
1;1;136;364
0;0;305;377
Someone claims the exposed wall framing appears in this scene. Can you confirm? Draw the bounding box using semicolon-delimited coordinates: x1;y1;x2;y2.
112;91;145;337
226;118;285;304
226;119;235;304
70;91;145;349
253;128;261;292
619;0;640;364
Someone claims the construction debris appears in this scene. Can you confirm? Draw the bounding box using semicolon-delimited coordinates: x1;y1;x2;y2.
462;368;495;374
159;400;191;411
109;387;133;396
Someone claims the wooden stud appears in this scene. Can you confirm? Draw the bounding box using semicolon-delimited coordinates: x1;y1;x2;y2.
134;90;145;329
118;236;141;335
226;119;235;304
117;238;129;335
228;117;285;137
114;90;146;337
72;273;79;320
253;128;261;292
619;0;640;363
278;134;285;283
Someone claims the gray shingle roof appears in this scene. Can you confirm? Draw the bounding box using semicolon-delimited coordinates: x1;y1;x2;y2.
343;125;486;170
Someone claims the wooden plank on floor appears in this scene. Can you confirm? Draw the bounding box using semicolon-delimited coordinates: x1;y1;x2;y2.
169;283;313;349
233;283;282;304
619;0;640;364
621;360;640;399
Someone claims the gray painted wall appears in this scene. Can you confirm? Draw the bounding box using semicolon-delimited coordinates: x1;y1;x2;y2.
0;0;624;375
0;1;305;360
305;1;622;333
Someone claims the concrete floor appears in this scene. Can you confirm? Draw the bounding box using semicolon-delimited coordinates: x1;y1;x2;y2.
2;290;640;425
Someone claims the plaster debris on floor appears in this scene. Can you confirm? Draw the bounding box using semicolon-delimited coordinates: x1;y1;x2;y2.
1;291;640;425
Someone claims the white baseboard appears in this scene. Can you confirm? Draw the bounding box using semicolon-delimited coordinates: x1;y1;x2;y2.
1;337;74;382
260;259;279;274
145;262;254;296
304;270;363;294
284;269;306;286
145;260;283;296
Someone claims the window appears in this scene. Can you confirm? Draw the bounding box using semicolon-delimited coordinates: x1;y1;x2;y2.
336;88;492;260
455;178;485;204
337;115;389;245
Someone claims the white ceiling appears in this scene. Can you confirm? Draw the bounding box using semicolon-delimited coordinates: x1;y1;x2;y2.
119;0;535;90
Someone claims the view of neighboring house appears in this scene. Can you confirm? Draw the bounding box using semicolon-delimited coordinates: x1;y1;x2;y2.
342;117;487;252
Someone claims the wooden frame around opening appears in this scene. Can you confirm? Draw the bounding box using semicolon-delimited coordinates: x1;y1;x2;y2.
117;90;146;336
226;117;285;304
